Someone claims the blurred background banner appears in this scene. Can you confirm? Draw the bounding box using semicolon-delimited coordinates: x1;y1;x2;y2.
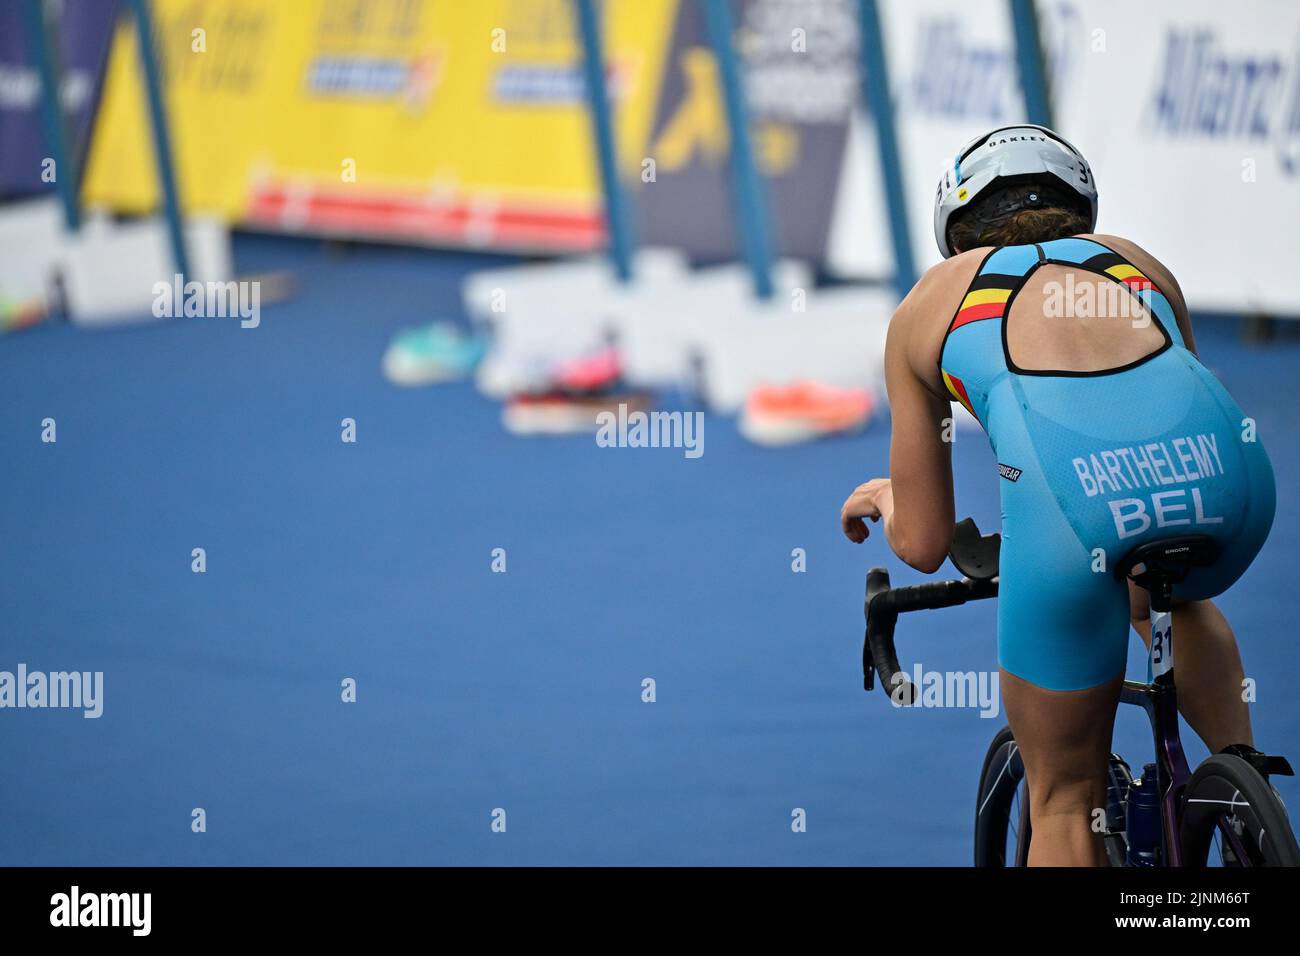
634;0;861;263
1050;0;1300;313
81;0;677;250
0;0;116;200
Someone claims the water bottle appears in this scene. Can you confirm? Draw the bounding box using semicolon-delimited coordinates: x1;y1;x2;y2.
1125;762;1161;867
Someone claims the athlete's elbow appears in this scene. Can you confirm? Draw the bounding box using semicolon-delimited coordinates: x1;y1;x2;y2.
902;549;948;575
891;535;950;574
886;516;952;574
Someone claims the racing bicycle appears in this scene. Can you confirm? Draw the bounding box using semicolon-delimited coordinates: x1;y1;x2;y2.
861;518;1299;866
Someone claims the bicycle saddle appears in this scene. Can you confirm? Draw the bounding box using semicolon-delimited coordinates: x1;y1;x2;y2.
1115;535;1218;585
949;518;1000;581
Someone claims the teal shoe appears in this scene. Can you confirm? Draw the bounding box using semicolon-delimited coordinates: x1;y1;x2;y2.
383;321;487;386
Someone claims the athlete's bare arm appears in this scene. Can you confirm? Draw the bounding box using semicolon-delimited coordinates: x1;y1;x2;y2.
841;250;986;571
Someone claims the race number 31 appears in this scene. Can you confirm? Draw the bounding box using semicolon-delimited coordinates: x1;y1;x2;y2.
1149;610;1174;680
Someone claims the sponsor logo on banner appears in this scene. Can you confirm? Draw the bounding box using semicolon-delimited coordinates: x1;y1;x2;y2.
901;5;1079;123
1146;27;1300;177
492;59;632;105
905;18;1018;121
306;53;442;103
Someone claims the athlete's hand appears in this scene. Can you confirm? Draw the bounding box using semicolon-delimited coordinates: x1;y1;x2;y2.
841;478;893;543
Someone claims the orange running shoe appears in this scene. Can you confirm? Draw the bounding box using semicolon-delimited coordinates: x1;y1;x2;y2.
739;381;874;446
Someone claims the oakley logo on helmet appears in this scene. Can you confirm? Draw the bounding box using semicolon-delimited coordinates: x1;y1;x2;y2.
988;133;1046;148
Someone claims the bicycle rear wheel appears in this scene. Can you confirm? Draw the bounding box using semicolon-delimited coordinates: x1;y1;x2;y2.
1180;754;1300;867
974;726;1029;866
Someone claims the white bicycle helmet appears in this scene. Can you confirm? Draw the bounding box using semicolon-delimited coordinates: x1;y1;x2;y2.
933;125;1098;258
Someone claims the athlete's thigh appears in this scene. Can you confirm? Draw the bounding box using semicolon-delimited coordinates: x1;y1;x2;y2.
998;506;1132;692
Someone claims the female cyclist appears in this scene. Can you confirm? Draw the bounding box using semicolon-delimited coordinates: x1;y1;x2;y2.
840;126;1276;866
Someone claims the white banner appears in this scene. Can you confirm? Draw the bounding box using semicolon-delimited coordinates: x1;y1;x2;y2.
1048;0;1300;314
828;0;1300;316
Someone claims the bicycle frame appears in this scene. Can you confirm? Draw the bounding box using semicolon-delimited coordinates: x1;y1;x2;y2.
1119;678;1189;866
1121;672;1251;866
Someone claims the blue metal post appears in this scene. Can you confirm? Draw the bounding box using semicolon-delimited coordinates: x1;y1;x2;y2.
1009;0;1053;127
575;0;633;283
126;0;189;279
856;0;915;299
702;0;773;300
21;0;79;229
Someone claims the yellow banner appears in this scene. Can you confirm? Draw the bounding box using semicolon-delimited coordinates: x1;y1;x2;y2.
83;0;676;250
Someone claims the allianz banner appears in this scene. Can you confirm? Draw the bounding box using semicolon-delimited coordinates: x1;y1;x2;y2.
828;0;1300;315
81;0;676;252
1050;0;1300;314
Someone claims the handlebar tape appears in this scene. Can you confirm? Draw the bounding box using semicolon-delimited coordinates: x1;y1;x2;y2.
862;572;997;701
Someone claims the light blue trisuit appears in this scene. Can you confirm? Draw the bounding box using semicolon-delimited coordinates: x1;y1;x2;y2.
938;237;1275;690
